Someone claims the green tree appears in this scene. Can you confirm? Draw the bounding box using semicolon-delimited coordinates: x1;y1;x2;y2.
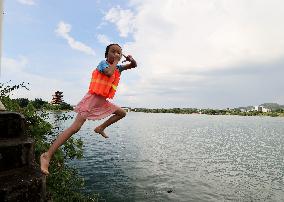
13;98;29;108
31;98;48;109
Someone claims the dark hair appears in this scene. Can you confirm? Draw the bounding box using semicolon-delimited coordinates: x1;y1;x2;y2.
105;43;121;58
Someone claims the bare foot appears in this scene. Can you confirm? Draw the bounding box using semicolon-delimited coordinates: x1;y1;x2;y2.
40;152;50;175
94;126;109;138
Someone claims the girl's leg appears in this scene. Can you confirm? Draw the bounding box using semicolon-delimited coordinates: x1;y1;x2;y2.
40;114;86;175
95;108;126;138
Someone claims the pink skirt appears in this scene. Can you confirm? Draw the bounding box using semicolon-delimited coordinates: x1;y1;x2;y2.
74;93;120;120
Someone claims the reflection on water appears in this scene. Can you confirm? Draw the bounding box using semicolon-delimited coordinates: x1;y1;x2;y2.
51;112;284;201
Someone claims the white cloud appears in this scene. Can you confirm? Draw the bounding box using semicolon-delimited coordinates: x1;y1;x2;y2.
55;21;96;56
17;0;35;6
96;21;107;30
105;0;284;108
124;0;284;70
97;34;111;46
104;6;135;37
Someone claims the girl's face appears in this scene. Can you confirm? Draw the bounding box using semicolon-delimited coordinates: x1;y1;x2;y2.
107;45;122;64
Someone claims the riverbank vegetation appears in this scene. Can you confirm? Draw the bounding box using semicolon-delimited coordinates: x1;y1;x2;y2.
0;82;99;202
13;97;73;111
133;107;284;117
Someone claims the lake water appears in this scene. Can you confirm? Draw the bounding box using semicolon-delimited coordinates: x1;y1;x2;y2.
50;112;284;202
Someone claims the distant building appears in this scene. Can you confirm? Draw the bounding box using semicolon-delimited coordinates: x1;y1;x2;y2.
51;91;64;105
254;105;271;113
121;107;131;112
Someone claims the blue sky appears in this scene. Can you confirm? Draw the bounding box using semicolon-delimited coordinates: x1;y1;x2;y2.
1;0;284;108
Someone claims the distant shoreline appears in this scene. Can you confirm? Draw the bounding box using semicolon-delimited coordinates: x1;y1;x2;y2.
47;109;284;118
129;108;284;117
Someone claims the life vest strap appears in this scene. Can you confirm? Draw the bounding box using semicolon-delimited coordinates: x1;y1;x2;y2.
112;84;117;90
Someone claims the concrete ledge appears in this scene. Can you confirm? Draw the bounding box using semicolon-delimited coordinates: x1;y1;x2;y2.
0;112;26;138
0;111;46;201
0;167;46;202
0;138;35;172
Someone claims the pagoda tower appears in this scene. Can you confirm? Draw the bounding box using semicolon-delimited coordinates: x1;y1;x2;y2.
51;91;64;105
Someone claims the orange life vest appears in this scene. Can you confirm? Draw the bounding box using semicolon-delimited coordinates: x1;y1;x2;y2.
88;68;120;99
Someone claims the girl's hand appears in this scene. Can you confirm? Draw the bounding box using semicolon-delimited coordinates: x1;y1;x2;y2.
122;54;134;63
121;54;137;70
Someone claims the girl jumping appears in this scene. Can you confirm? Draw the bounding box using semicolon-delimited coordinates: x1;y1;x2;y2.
40;43;137;175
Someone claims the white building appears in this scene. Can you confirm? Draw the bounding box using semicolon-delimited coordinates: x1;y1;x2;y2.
254;105;271;112
121;107;131;112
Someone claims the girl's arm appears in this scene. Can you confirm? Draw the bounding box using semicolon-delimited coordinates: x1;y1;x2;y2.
121;55;137;71
103;52;121;77
103;61;118;77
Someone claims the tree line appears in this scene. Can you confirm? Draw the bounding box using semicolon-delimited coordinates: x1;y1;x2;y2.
133;108;284;117
13;97;73;111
